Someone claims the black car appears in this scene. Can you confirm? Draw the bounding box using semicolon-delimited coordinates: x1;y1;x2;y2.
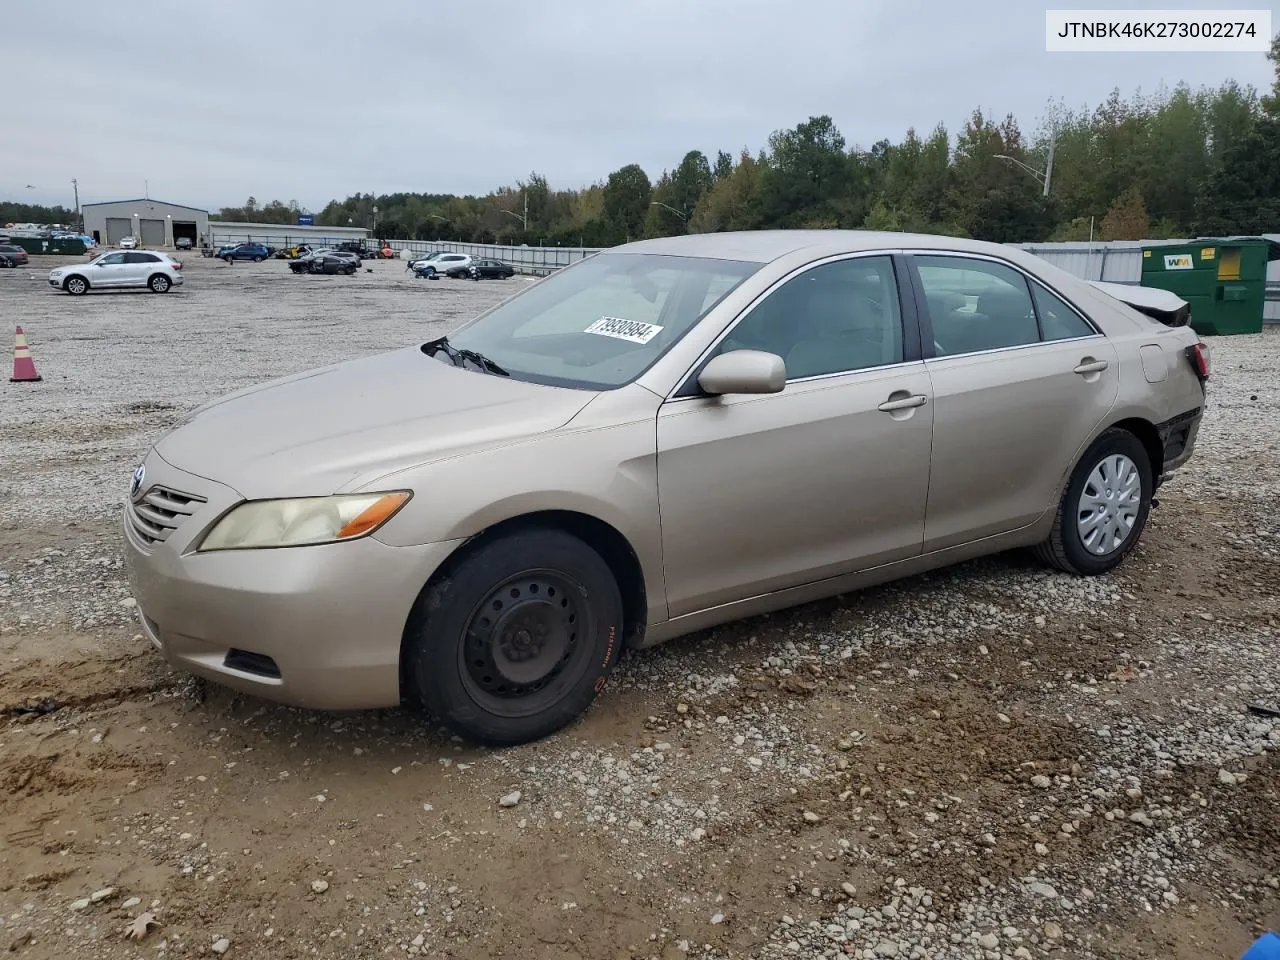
335;240;376;260
468;258;515;279
0;244;30;267
289;251;359;275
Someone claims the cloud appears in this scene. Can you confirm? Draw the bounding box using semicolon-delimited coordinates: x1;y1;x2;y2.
5;0;1272;210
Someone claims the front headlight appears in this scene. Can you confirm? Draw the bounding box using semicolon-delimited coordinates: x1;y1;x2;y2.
197;491;411;551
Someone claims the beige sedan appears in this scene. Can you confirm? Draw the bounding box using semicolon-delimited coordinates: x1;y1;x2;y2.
122;231;1209;745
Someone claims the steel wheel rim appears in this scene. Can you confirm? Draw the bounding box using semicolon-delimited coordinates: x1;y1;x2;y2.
458;569;594;718
1076;453;1141;556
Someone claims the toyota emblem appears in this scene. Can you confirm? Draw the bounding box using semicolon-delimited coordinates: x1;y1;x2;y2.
130;463;146;500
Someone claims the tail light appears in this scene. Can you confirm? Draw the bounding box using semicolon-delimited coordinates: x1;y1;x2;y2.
1186;342;1210;382
172;261;182;270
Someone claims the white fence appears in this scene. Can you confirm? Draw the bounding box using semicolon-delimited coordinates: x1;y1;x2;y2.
373;234;1280;321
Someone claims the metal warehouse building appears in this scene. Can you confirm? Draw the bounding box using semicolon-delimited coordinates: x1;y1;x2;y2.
81;199;209;249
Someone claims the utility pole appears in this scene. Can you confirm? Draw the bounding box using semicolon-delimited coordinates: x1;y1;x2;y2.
71;178;81;232
1043;135;1055;198
145;179;149;199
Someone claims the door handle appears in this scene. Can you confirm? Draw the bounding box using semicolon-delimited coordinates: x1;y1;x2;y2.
1074;359;1109;375
877;394;928;412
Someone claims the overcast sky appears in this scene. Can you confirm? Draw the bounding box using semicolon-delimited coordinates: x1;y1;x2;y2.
6;0;1275;212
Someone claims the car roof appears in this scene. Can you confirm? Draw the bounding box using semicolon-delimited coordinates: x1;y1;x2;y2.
612;229;1038;264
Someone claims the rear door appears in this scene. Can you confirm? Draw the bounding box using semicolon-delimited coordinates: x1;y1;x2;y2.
124;252;159;286
907;252;1119;551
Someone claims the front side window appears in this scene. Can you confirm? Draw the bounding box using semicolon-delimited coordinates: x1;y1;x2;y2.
915;256;1038;357
446;252;761;390
710;255;904;379
98;253;126;265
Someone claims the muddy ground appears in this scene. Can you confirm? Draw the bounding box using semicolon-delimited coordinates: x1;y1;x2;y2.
0;254;1277;959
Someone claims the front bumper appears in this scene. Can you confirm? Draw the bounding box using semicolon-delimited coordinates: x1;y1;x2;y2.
122;451;460;710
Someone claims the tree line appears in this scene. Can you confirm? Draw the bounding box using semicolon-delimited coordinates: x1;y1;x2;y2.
9;38;1277;246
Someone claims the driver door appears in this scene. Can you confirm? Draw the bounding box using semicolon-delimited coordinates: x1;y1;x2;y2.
656;254;934;618
93;252;130;286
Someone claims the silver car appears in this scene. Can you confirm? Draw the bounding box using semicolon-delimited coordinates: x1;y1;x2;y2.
50;250;183;295
122;231;1208;745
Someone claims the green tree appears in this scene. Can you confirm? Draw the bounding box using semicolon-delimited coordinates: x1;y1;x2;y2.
690;150;764;233
1100;187;1150;240
602;163;652;242
713;150;734;180
760;115;867;227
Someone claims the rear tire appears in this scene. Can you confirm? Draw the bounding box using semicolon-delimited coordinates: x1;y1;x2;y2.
64;275;88;295
1033;428;1153;575
148;274;171;293
405;529;624;746
252;255;264;263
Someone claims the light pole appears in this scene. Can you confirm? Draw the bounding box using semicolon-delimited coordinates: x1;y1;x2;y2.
499;208;528;230
71;178;81;233
650;201;687;222
994;137;1055;197
372;205;378;238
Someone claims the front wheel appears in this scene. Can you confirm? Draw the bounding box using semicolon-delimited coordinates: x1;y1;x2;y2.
1034;428;1153;575
222;256;233;263
64;275;88;295
149;274;171;293
405;529;625;746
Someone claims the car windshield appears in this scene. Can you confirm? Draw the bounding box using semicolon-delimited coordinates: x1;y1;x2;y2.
444;252;761;390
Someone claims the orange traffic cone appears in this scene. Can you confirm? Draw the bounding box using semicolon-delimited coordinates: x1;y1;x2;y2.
10;326;41;382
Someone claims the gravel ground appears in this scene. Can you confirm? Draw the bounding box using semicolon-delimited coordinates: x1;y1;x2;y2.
0;255;1277;960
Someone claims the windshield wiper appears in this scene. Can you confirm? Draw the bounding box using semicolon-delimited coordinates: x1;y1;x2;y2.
423;336;509;377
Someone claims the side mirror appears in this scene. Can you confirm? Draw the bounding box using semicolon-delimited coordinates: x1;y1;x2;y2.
697;350;786;396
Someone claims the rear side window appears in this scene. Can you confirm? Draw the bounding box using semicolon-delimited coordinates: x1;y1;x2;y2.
125;252;161;264
915;256;1039;357
1029;282;1096;341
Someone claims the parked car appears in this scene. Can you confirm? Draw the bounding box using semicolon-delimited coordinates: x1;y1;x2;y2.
120;230;1208;747
220;243;271;263
276;243;314;260
415;253;471;278
118;236;138;249
50;249;183;295
334;240;377;260
0;244;29;267
289;251;360;275
406;251;442;273
175;236;194;251
468;258;515;279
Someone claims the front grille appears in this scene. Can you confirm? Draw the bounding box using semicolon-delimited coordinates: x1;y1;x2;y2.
129;485;206;546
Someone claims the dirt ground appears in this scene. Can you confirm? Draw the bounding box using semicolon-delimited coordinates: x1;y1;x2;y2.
0;254;1277;959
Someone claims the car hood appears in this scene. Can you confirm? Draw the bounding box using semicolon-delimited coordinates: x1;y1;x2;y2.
153;346;599;499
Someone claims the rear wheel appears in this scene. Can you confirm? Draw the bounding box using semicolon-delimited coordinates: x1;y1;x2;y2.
1034;428;1153;575
64;275;88;295
252;255;264;263
405;529;624;746
148;274;171;293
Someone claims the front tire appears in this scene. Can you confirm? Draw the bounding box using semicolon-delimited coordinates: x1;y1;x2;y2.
148;274;171;293
1034;428;1152;575
405;529;625;746
64;275;88;295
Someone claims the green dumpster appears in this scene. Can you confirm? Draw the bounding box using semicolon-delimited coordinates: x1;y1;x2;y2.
7;236;88;257
1139;236;1279;336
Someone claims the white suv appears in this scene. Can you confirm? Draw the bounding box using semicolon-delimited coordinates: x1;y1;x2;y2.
49;250;184;295
412;252;472;277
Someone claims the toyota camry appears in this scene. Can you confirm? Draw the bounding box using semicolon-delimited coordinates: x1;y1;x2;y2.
122;231;1208;746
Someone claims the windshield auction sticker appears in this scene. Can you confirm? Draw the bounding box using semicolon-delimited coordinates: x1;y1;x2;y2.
584;316;664;344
